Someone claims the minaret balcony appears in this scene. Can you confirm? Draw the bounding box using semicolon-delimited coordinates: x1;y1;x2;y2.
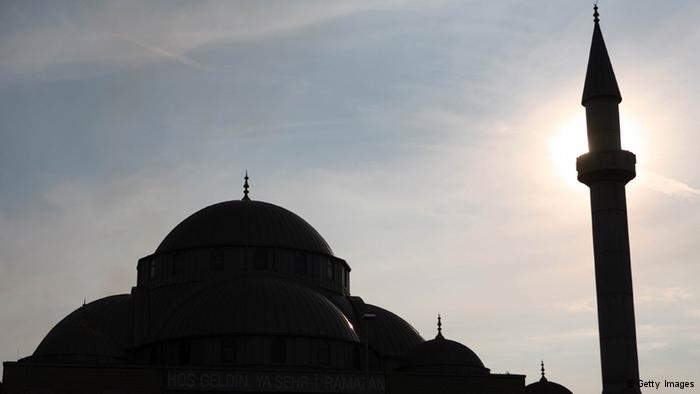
577;150;636;186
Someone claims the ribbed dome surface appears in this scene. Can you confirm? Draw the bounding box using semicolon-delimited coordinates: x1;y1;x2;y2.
156;200;333;256
157;277;358;342
365;304;423;357
33;298;130;365
399;337;488;375
33;295;132;356
525;379;574;394
33;325;128;364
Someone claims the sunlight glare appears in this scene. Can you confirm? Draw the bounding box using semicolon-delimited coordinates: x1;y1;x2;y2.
548;113;587;184
548;111;647;185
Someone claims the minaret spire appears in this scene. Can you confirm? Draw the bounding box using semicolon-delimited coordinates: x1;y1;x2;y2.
435;314;444;339
593;3;600;23
577;5;641;394
582;3;621;105
242;171;251;201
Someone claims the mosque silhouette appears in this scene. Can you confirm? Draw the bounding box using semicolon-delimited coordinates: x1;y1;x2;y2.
1;6;641;394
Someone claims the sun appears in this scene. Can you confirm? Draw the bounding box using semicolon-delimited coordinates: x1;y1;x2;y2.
548;112;646;184
548;113;588;183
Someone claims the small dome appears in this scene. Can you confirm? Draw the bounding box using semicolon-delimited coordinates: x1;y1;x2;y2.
399;336;489;375
157;277;358;342
525;362;574;394
156;200;333;256
525;380;574;394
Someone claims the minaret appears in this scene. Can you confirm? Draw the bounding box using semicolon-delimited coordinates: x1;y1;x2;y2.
577;5;641;394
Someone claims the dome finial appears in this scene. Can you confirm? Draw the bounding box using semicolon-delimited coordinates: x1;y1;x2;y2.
593;2;600;23
79;299;88;328
242;171;251;201
540;360;548;382
436;313;444;339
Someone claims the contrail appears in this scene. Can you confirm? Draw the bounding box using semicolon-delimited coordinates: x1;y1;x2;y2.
120;36;208;71
638;168;700;198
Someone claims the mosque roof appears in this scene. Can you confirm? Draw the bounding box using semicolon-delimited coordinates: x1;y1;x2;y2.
525;362;574;394
32;295;132;356
156;199;333;256
364;304;424;358
32;299;130;364
398;316;488;375
156;276;359;342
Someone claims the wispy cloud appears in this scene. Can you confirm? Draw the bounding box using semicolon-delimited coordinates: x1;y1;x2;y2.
564;297;595;313
120;36;208;71
638;169;700;198
0;0;406;79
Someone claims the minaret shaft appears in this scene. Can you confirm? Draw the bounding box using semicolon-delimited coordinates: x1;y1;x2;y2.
588;181;640;394
577;9;641;394
586;100;621;151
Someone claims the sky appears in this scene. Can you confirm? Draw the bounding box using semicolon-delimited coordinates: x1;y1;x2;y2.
1;0;699;392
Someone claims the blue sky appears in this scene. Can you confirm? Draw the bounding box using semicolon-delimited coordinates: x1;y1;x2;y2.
1;1;699;392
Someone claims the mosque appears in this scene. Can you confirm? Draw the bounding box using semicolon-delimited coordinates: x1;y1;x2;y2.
1;7;640;394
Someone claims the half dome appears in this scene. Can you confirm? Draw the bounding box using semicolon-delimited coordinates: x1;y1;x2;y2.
399;336;488;376
157;277;358;342
31;295;132;362
32;325;128;364
32;297;131;364
365;304;423;358
156;200;333;256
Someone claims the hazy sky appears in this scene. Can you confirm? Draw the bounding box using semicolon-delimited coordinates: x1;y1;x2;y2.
1;1;699;392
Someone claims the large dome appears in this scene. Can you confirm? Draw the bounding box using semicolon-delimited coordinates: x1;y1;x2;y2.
156;200;333;256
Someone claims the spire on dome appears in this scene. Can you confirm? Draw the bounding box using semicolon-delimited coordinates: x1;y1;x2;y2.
540;360;548;382
242;171;251;201
435;314;444;339
79;300;88;328
581;3;622;105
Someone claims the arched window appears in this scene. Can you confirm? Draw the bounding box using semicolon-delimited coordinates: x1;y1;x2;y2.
294;253;307;275
326;261;334;282
210;248;224;271
270;338;287;363
318;342;330;365
352;346;361;369
254;248;269;270
178;341;191;365
150;344;159;363
221;338;237;364
173;252;185;275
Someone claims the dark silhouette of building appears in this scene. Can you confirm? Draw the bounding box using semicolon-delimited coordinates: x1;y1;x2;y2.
2;178;526;393
524;362;573;394
576;5;641;394
1;7;643;394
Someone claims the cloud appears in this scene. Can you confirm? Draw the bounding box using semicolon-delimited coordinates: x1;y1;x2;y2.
637;286;694;305
637;169;700;199
119;36;208;71
564;298;595;313
0;0;407;79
